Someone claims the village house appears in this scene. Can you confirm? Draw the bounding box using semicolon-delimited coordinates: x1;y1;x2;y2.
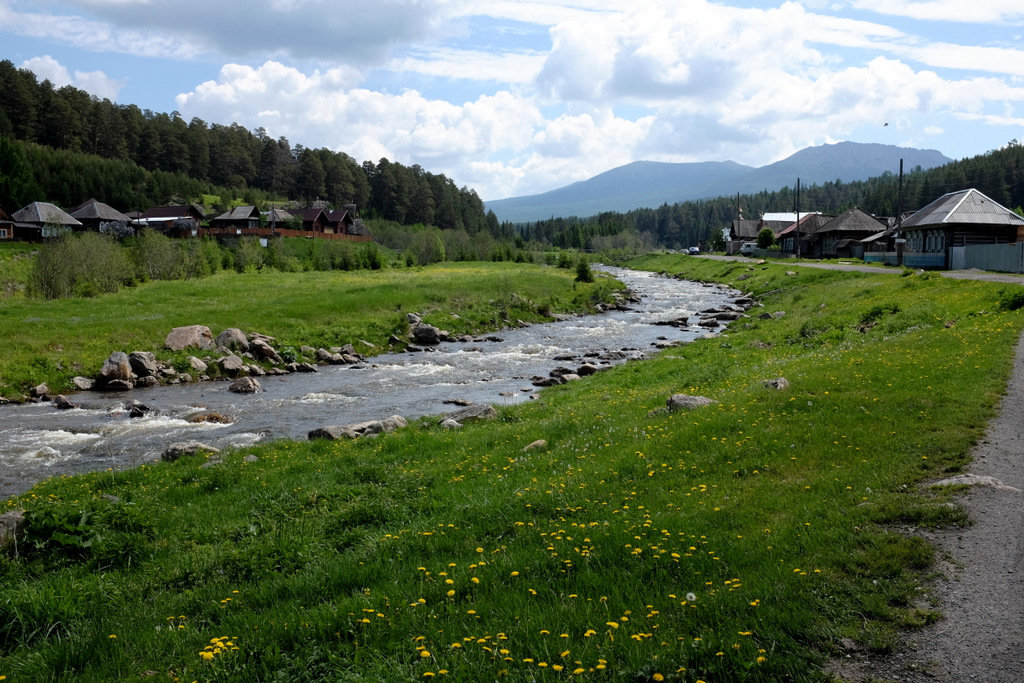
210;205;261;231
68;198;133;236
0;207;14;240
773;212;828;256
134;204;206;235
292;208;330;233
899;188;1024;269
11;202;82;240
814;208;887;258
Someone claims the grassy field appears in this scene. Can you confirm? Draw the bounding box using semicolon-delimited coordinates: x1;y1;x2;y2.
2;256;1022;681
0;262;618;398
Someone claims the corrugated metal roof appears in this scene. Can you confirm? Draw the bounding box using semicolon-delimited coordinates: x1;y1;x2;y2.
901;188;1024;228
214;206;259;221
11;202;82;226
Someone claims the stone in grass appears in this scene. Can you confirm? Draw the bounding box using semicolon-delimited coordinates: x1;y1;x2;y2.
0;510;26;549
762;377;790;391
666;394;718;412
161;442;220;462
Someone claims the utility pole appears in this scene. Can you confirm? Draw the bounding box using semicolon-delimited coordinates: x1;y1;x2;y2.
795;177;801;259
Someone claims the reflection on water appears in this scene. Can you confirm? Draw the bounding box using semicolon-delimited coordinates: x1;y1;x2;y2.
0;267;740;498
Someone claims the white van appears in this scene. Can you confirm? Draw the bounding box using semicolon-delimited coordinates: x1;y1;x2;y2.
739;242;756;256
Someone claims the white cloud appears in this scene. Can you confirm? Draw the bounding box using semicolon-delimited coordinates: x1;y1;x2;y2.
20;55;125;100
852;0;1024;23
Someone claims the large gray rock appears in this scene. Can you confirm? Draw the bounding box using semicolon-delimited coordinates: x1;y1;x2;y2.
308;415;407;441
228;377;261;394
667;394;718;412
30;382;50;398
187;356;208;373
411;322;442;345
128;351;158;378
441;404;498;424
53;395;77;410
71;376;95;391
218;355;246;375
763;377;790;391
216;328;249;352
165;325;215;351
250;338;283;364
161;442;220;462
99;351;133;383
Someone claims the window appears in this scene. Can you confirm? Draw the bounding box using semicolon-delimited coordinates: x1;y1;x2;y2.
0;228;7;238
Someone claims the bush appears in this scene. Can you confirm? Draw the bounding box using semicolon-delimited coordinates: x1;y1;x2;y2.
996;287;1024;311
575;257;594;282
29;232;131;299
756;227;775;249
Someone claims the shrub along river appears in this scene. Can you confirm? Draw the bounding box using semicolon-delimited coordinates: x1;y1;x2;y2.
0;267;742;499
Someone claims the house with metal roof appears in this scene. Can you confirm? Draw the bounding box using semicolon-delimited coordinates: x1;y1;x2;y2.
68;199;133;236
134;205;205;234
900;188;1024;269
210;205;260;231
815;208;887;258
11;202;82;240
774;213;828;256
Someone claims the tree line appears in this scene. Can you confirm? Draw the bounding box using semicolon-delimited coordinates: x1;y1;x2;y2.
0;60;496;234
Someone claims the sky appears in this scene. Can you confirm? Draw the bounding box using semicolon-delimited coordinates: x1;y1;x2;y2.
3;1;1024;201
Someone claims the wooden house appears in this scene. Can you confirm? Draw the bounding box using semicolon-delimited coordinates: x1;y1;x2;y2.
135;205;205;234
11;202;82;240
0;207;14;240
293;208;329;233
68;199;133;235
815;208;887;258
210;205;261;231
900;188;1024;268
774;213;828;256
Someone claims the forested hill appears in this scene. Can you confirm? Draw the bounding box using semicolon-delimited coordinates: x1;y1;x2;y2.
0;60;495;233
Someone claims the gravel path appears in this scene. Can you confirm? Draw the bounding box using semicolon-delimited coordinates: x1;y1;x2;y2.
831;334;1024;682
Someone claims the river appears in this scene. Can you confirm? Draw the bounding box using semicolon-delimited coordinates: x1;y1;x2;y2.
0;267;741;499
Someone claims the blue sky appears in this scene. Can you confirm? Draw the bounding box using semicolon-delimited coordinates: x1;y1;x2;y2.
3;1;1024;200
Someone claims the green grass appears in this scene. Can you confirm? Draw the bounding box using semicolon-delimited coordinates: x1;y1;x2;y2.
2;256;1020;681
0;262;618;398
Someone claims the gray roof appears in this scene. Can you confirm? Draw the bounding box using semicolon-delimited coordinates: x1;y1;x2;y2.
266;208;295;223
12;202;82;226
901;188;1024;229
214;205;260;221
69;198;131;222
817;207;886;234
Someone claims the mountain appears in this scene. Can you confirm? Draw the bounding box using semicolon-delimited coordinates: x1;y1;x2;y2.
486;142;952;223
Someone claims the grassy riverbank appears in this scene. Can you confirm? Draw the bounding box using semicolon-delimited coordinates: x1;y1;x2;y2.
3;256;1022;681
0;262;617;399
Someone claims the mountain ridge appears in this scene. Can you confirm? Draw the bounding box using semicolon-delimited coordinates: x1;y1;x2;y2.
486;142;952;223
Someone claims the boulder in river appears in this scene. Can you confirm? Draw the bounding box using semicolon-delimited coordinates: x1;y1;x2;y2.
411;322;443;345
229;377;261;394
71;376;95;391
129;351;158;378
52;395;77;410
30;383;50;399
98;351;133;384
165;325;215;351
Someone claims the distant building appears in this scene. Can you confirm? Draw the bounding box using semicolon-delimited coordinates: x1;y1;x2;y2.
68;198;133;236
814;208;887;258
210;206;261;231
11;202;82;240
0;207;14;240
135;205;205;234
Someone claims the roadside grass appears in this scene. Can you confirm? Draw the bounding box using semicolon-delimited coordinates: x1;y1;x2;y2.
0;262;618;398
2;256;1021;681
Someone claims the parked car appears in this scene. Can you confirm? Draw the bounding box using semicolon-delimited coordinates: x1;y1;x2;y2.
739;242;756;256
687;246;700;255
